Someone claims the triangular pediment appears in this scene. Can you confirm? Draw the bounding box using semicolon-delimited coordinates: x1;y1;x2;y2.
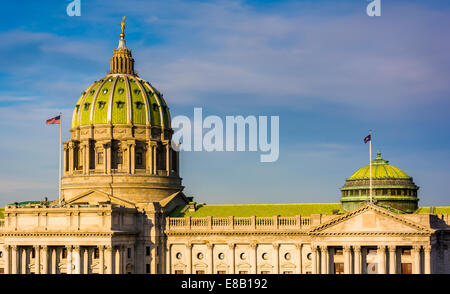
65;190;136;208
309;203;433;235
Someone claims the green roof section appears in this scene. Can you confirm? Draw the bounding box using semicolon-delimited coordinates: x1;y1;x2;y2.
349;151;410;180
0;207;4;219
416;206;450;214
170;203;343;217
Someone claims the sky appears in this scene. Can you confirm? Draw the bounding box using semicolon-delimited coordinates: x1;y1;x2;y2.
0;0;449;206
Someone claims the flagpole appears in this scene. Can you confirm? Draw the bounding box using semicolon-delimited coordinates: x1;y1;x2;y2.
59;112;62;206
369;129;372;203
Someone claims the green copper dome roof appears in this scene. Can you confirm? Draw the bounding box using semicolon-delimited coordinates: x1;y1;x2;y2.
71;74;171;129
348;151;410;180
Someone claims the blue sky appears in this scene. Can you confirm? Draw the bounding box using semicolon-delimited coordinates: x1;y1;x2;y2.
0;0;449;206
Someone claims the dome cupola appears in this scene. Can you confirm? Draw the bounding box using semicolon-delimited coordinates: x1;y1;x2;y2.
340;151;419;213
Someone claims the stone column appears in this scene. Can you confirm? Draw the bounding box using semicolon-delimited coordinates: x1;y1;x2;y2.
41;245;48;274
63;145;68;176
21;247;27;274
251;243;257;274
312;246;318;274
68;142;74;174
413;245;421;274
86;142;91;174
354;246;361;274
73;246;81;274
34;245;41;274
229;244;235;274
295;244;302;274
166;143;171;175
377;245;386;274
130;142;136;175
83;247;89;274
343;246;351;274
105;142;111;174
207;243;214;274
388;246;396;274
320;245;328;274
105;246;113;274
99;246;105;274
66;245;73;274
51;248;57;274
121;245;127;274
115;246;121;274
152;145;157;174
3;245;10;274
424;245;431;274
186;243;192;274
81;144;87;174
273;244;280;274
146;141;152;174
11;245;18;274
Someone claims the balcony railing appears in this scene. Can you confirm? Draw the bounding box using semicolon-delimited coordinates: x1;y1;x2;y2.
166;215;311;231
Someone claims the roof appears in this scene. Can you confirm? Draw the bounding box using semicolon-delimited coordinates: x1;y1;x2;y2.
416;206;450;214
349;151;410;180
170;203;343;217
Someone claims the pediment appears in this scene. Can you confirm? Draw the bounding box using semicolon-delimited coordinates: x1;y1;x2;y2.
309;203;433;235
66;190;136;208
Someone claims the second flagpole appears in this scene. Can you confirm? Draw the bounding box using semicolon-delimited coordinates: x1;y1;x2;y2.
369;129;372;203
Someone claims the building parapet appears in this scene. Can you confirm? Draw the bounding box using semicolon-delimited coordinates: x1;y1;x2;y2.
166;215;312;231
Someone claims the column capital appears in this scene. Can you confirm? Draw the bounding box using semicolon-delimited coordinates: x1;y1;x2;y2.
206;243;214;250
388;245;396;252
65;245;73;250
343;245;351;253
311;245;318;253
228;243;235;250
185;243;192;249
377;245;386;252
249;243;257;250
272;243;280;250
353;245;361;253
33;245;41;249
423;245;431;253
413;245;422;252
319;245;328;252
73;245;81;251
105;245;113;252
294;243;302;250
11;245;17;250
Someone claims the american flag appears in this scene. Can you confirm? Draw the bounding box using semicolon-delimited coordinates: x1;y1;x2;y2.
46;115;61;125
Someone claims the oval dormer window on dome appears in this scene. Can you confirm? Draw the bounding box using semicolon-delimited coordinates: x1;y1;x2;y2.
102;89;108;94
134;89;140;95
118;88;124;94
90;90;95;95
84;103;90;110
135;102;143;109
152;103;158;111
98;101;106;109
116;101;125;109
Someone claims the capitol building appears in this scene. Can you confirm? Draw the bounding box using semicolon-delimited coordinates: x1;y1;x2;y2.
0;23;449;275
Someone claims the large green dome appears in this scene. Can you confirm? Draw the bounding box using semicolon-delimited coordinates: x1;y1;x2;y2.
71;74;171;128
340;151;419;213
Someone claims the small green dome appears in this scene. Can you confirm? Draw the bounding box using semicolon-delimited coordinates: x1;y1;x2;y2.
340;151;419;213
348;151;410;180
71;74;171;129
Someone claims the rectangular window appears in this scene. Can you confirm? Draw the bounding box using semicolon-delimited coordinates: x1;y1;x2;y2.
196;270;205;274
136;152;143;166
283;271;293;274
127;248;131;259
401;263;412;274
62;248;68;259
334;248;343;255
334;263;344;274
94;248;99;259
146;246;151;256
146;264;150;274
239;271;248;274
217;271;226;274
175;270;184;274
98;152;104;164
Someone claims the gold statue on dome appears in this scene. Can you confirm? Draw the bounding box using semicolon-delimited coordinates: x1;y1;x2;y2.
120;16;126;37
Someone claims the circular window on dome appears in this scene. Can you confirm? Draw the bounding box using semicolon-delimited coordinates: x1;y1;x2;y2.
218;253;225;260
284;253;291;260
307;253;312;260
262;253;269;260
90;90;95;95
118;88;124;94
197;253;203;260
108;78;113;82
240;253;246;260
176;252;182;260
102;89;108;94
